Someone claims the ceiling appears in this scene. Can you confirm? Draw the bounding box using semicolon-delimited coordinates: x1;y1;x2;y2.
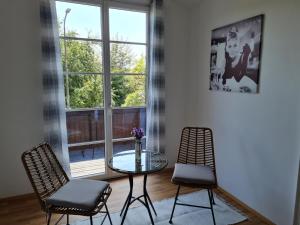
173;0;202;7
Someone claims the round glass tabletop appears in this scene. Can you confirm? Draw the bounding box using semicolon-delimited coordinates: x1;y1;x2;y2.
108;150;168;175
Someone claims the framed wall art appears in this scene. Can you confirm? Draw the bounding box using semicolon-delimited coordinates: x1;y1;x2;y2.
210;15;264;93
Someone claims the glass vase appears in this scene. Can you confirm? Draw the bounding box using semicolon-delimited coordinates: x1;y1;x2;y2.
135;139;142;164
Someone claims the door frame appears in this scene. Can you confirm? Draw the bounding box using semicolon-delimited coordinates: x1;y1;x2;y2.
57;0;149;180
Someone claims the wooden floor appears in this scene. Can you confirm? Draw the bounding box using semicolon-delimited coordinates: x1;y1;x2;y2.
0;169;271;225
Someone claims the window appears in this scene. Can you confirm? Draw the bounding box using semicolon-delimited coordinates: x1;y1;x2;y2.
109;8;147;155
55;0;148;178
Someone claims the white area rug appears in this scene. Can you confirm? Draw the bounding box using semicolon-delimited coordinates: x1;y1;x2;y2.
72;190;247;225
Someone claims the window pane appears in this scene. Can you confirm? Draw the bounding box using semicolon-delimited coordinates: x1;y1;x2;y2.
60;40;102;73
65;74;104;109
110;43;146;74
69;144;105;177
67;109;105;143
67;109;105;177
111;75;146;108
109;8;146;43
112;107;146;155
56;1;101;39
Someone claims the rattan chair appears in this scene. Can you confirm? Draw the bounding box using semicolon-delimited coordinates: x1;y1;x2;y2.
21;143;112;225
169;127;218;225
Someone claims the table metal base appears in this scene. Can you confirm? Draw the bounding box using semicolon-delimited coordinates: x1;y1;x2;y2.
120;174;156;225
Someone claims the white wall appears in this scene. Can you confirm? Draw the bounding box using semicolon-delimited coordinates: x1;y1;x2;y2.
184;0;300;224
164;0;189;166
0;0;43;198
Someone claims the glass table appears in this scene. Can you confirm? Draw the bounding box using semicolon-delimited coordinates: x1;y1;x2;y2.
108;150;168;225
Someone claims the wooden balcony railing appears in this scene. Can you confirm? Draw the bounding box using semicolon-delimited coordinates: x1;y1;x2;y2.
66;107;146;152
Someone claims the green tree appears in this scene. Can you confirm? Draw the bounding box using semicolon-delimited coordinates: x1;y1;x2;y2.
60;27;146;109
131;55;145;74
110;41;134;107
71;75;103;108
122;90;145;106
122;56;146;107
60;31;103;108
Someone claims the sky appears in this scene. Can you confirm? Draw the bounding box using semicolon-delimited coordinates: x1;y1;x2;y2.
55;1;146;43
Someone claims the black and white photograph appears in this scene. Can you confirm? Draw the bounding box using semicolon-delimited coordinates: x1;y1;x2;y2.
210;15;264;93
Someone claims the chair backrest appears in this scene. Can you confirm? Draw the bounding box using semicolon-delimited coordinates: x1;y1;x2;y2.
21;143;69;211
177;127;216;173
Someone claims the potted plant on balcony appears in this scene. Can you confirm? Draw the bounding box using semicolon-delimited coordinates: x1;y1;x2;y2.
131;127;144;164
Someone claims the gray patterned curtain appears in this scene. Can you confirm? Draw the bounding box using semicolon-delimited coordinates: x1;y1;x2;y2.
146;0;165;153
40;0;70;173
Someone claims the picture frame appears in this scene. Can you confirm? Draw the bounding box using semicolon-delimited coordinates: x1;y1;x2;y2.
209;15;264;93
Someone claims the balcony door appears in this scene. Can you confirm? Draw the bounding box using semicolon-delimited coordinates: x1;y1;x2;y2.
55;0;148;178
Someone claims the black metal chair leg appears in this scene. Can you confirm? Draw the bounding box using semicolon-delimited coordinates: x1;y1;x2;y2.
208;189;215;205
169;185;180;224
208;189;216;225
90;216;93;225
66;214;70;225
211;190;215;205
47;212;52;225
105;203;113;225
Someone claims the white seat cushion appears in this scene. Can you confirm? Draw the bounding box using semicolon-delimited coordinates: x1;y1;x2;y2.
172;163;216;185
46;179;109;211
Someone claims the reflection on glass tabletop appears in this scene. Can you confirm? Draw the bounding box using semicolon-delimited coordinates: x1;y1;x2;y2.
108;150;168;175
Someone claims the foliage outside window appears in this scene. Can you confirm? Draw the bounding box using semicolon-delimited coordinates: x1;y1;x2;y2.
58;17;146;109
